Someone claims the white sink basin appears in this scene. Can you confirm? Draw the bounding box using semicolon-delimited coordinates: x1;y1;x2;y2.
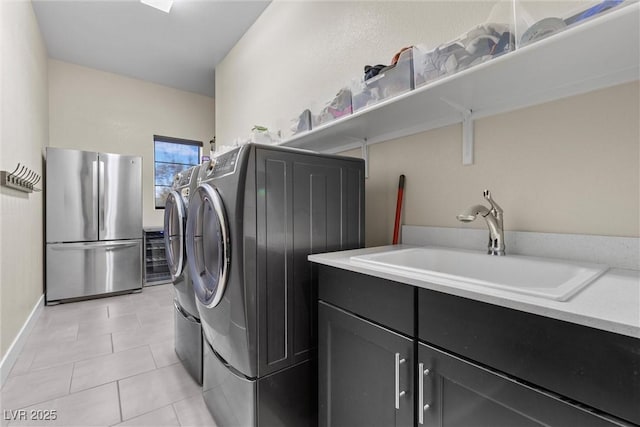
350;247;609;301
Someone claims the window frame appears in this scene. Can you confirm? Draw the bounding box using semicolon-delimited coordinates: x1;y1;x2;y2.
153;134;202;209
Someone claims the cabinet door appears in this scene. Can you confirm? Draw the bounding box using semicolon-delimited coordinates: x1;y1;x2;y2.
319;301;413;427
418;288;640;425
417;342;625;427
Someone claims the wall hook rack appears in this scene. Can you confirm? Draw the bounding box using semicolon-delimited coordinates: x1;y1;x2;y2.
1;163;42;193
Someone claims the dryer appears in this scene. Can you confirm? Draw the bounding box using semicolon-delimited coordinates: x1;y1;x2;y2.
164;164;203;384
185;144;365;426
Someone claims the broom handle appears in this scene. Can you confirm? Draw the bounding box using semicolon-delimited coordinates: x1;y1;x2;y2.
392;175;405;245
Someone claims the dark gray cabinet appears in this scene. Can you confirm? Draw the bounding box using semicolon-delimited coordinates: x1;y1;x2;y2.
319;301;414;427
417;342;623;427
317;265;634;427
418;288;640;425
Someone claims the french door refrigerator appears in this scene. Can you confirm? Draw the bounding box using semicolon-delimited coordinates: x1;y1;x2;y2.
46;147;143;304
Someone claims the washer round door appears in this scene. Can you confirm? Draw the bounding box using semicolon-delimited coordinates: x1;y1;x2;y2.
186;183;230;308
164;190;186;281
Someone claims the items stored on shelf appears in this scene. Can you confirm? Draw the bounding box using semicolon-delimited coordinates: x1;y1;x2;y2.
353;47;416;113
312;87;353;128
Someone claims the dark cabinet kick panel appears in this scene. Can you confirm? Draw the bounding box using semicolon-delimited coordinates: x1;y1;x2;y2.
418;288;640;426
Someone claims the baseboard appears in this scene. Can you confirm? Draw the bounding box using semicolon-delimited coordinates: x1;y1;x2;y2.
0;294;44;385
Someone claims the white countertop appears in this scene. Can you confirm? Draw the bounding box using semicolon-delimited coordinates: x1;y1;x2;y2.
309;245;640;339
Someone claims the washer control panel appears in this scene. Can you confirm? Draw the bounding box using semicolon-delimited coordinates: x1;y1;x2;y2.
180;187;190;204
209;148;240;178
173;166;196;188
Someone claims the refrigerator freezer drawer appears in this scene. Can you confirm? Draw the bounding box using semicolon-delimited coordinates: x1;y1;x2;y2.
46;240;142;302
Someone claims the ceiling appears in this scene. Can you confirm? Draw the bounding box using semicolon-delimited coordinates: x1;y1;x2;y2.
32;0;271;97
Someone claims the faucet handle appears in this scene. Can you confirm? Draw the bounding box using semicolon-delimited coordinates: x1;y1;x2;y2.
483;189;503;215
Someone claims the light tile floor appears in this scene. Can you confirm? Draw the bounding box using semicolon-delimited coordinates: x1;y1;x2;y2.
1;284;217;427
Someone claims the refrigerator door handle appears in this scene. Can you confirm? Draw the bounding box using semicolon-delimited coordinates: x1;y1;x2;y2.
98;158;105;235
48;241;140;250
93;160;99;231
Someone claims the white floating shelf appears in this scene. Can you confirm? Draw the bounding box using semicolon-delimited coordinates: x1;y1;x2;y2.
281;3;639;159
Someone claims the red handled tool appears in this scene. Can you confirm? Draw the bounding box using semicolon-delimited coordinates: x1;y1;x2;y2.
392;175;405;245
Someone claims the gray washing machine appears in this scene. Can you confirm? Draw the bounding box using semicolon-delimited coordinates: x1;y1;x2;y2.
185;144;365;426
164;164;203;384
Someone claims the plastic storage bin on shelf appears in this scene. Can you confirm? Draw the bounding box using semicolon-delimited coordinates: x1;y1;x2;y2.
352;47;415;113
413;22;514;89
291;109;312;136
312;88;353;128
514;0;634;48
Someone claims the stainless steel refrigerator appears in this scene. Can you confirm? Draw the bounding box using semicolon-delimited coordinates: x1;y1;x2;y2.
45;147;143;304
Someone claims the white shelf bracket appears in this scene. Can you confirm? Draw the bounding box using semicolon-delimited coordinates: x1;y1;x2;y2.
462;110;474;166
361;140;369;179
440;97;474;166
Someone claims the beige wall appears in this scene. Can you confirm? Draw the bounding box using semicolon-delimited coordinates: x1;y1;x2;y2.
215;1;504;144
215;1;640;246
48;60;215;227
0;0;49;358
362;82;639;246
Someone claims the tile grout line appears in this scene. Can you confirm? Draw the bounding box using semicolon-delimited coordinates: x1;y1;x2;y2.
14;324;169;377
6;357;74;382
117;403;177;425
19;345;156;396
113;364;200;422
116;380;124;423
148;344;160;369
25;334;116;372
68;349;159;394
66;348;162;394
8;343;154;391
69;367;158;396
171;401;183;426
69;361;75;394
9;376;115;413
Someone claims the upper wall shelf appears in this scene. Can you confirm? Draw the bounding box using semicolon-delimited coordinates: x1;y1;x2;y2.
281;3;639;159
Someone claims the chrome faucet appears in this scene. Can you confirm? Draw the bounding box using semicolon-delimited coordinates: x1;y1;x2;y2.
457;190;505;256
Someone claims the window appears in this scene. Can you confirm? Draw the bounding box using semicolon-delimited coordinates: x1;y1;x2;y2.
154;135;202;208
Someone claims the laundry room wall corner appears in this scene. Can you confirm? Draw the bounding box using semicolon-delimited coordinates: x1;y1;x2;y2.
48;60;216;227
0;0;49;371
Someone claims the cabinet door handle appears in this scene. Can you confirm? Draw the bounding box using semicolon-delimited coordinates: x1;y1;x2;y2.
395;353;406;410
418;362;431;424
